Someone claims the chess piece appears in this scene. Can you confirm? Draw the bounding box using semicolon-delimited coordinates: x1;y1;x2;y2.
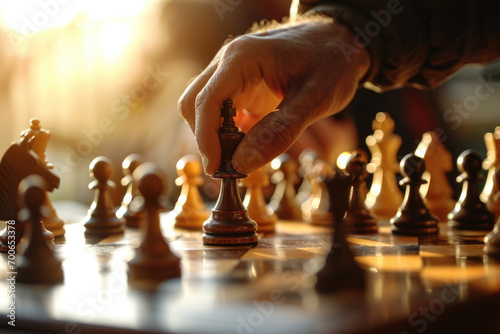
0;133;59;252
315;154;365;293
20;118;65;237
485;167;500;257
353;149;370;199
302;159;334;225
240;166;277;233
448;150;495;230
415;131;456;221
128;163;180;282
116;154;144;228
365;112;403;218
344;152;378;234
82;157;125;237
295;149;318;205
269;154;303;221
484;211;500;257
20;118;51;167
481;126;500;203
486;166;500;219
173;155;210;230
16;175;64;284
202;99;258;245
391;154;439;235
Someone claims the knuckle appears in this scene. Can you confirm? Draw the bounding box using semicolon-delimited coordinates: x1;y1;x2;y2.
226;35;258;53
177;96;190;119
223;35;262;65
194;91;207;112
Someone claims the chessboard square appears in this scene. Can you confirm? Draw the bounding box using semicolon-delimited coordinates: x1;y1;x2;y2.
181;258;241;279
275;221;331;234
355;254;423;272
441;227;490;237
242;248;316;261
231;257;308;281
179;248;249;260
421;264;500;283
98;229;138;245
421;255;485;267
53;224;94;259
164;238;202;251
351;244;420;256
62;251;127;285
347;236;394;247
420;244;486;258
257;237;327;249
298;247;328;256
419;250;447;258
370;226;420;245
170;229;204;241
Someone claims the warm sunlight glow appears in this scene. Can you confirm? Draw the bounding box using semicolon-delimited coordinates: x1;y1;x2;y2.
97;21;134;62
0;0;151;35
0;0;77;35
81;0;150;21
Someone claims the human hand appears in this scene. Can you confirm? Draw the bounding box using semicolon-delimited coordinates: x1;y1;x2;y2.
178;19;370;175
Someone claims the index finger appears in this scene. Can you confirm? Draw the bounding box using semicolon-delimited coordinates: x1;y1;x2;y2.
194;64;243;175
194;39;265;174
178;51;222;133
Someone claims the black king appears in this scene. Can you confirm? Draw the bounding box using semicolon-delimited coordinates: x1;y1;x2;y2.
202;99;258;246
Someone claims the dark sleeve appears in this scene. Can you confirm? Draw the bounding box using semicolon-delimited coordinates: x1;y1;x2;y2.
295;0;500;90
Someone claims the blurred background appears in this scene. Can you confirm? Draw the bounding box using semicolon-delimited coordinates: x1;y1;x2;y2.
0;0;498;206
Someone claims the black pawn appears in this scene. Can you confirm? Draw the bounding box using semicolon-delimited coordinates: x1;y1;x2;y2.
202;99;258;246
448;150;495;230
391;154;439;236
83;157;125;237
16;175;64;284
315;153;365;294
128;163;180;283
344;152;378;234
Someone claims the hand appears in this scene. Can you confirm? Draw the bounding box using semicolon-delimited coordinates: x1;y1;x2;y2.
178;19;370;174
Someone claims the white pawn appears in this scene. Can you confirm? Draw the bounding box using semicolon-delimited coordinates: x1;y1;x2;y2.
269;154;302;221
415;131;456;221
240;166;277;233
295;149;318;205
302;159;334;225
486;166;500;220
117;154;144;228
481;126;500;203
365;112;403;218
173;155;210;230
484;169;500;256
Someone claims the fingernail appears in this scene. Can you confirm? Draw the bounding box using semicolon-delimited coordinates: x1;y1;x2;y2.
233;146;263;174
201;154;210;174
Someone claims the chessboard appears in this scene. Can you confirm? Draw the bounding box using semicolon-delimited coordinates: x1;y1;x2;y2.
1;114;500;334
2;213;500;334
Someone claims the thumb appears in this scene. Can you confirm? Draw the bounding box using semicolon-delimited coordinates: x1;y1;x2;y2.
232;102;313;174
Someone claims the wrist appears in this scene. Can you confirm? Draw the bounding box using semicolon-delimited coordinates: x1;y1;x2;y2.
328;21;371;85
305;4;381;86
